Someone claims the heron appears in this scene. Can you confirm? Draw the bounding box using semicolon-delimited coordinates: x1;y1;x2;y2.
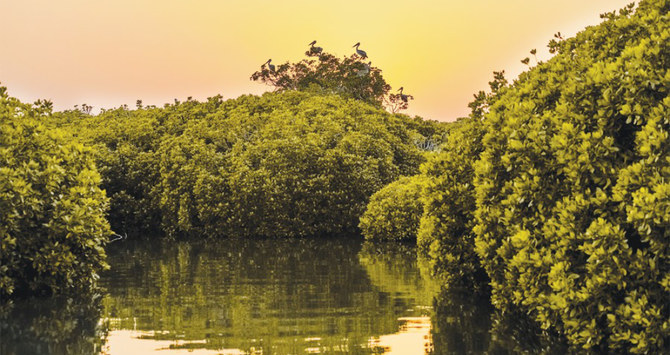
398;87;409;103
356;61;371;77
353;42;367;58
262;59;275;72
308;40;323;54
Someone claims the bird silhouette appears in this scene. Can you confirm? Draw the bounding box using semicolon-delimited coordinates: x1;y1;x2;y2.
262;59;275;72
308;40;323;54
398;87;409;103
353;42;368;59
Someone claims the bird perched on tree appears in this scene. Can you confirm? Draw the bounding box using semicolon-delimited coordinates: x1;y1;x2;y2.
398;87;409;102
308;40;323;55
262;59;275;72
353;42;367;59
356;61;371;77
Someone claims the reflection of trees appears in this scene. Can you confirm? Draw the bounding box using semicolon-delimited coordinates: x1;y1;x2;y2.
358;241;440;308
487;306;569;355
430;287;570;355
0;294;107;355
360;242;495;355
0;238;574;355
429;288;495;355
100;237;426;354
357;241;570;355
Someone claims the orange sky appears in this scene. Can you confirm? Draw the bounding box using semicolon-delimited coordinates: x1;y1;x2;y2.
0;0;632;121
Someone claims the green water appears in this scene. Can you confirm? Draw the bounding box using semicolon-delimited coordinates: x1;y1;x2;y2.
2;237;540;354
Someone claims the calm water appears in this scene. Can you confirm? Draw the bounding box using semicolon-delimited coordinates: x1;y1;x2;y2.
1;237;555;354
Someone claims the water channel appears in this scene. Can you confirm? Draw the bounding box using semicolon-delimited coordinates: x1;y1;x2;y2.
1;237;546;354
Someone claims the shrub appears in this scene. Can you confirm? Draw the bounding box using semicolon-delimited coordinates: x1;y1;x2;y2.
359;175;427;241
473;1;669;352
46;73;443;239
0;87;111;297
155;91;436;237
49;97;223;234
417;117;488;287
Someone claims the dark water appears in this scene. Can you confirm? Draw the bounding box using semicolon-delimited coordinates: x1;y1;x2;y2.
1;237;554;355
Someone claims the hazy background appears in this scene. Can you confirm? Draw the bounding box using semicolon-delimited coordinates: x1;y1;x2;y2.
0;0;632;121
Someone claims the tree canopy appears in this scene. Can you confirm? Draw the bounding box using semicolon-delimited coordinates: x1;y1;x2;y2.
48;90;445;238
250;43;413;113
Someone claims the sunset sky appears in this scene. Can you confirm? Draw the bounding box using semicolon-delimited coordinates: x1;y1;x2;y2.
1;0;632;121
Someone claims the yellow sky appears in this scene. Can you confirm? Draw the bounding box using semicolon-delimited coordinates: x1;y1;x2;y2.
0;0;632;121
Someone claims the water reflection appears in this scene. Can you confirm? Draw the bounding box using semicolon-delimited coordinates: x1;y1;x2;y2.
0;237;561;354
0;294;108;355
100;237;437;354
429;288;496;354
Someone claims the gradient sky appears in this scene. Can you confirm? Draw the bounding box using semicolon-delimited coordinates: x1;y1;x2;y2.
0;0;632;121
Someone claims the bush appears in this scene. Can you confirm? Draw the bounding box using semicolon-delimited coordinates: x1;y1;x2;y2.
156;91;435;237
359;175;426;241
49;97;223;234
45;69;444;239
417;116;488;287
473;1;669;352
0;87;111;297
50;90;444;238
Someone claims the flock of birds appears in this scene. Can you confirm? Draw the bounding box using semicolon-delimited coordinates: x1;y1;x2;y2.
261;41;409;103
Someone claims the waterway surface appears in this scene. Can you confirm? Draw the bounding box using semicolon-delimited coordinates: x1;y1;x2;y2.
1;237;534;354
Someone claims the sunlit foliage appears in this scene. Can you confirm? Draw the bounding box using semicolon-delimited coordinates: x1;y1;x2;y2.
0;86;111;297
1;2;666;352
473;1;669;352
359;175;427;241
50;91;442;238
157;92;435;237
415;70;508;287
357;1;668;352
417;117;487;288
51;98;221;234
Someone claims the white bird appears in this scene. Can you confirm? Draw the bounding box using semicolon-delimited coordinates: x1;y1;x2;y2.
356;61;371;77
353;42;368;59
262;59;275;72
109;232;127;243
308;40;323;54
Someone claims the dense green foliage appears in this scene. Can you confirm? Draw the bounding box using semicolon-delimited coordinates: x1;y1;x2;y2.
473;1;669;352
52;99;217;234
157;93;433;237
51;91;443;238
0;87;111;298
0;57;441;297
363;73;505;286
359;175;426;241
362;71;507;285
361;1;669;352
417;116;488;288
